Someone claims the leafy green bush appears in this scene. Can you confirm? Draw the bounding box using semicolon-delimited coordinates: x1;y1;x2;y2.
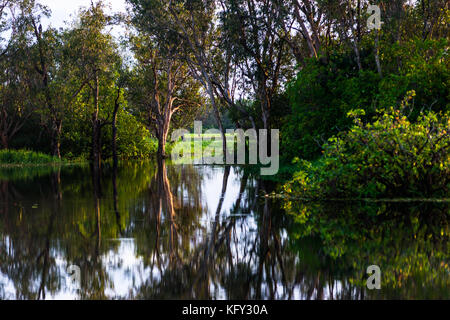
62;106;156;160
0;149;64;165
378;38;449;119
114;112;157;159
284;92;450;199
282;38;449;163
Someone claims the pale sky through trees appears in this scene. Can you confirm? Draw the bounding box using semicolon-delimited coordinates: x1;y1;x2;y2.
40;0;127;29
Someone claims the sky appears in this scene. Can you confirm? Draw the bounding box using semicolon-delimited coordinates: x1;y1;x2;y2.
40;0;128;29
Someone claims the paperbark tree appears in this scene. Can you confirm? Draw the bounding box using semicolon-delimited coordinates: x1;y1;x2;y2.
31;21;89;158
128;0;252;158
219;0;293;130
128;34;203;159
67;1;121;170
0;12;36;149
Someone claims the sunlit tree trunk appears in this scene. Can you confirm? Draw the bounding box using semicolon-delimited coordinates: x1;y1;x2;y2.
156;108;173;159
205;78;228;160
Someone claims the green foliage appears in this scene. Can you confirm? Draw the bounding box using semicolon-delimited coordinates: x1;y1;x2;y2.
378;38;449;118
284;92;450;199
0;149;64;165
62;104;155;160
283;37;449;162
283;56;381;161
110;112;157;159
1;0;449;173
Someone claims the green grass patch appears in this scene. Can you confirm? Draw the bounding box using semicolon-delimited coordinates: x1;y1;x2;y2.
0;149;65;166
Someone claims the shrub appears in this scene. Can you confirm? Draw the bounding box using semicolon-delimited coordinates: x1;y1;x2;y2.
284;92;450;199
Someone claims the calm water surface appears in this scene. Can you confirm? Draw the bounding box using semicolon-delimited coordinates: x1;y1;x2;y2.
0;161;448;300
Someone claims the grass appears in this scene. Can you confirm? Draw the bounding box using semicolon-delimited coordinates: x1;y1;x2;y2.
169;134;242;162
0;149;65;166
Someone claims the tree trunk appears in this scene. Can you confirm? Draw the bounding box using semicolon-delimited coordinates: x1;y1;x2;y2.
92;120;101;172
206;79;227;160
167;4;228;159
294;4;318;59
353;42;363;72
261;97;270;131
303;0;322;57
1;134;8;149
112;89;120;170
51;120;62;159
375;30;383;78
92;72;101;172
258;79;271;131
157;129;167;159
156;110;172;159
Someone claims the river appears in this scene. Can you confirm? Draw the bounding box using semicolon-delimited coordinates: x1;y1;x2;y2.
0;161;448;299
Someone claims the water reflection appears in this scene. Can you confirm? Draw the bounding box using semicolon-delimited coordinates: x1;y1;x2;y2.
0;162;448;300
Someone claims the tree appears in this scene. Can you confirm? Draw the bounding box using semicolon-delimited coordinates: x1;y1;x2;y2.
0;0;15;58
66;1;122;170
0;39;37;149
219;0;294;130
0;0;38;149
30;19;90;158
127;34;203;158
128;0;251;158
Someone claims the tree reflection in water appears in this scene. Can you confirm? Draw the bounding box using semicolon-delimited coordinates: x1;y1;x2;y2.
0;162;448;299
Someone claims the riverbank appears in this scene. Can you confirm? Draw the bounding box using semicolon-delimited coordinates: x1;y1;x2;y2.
0;149;66;167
